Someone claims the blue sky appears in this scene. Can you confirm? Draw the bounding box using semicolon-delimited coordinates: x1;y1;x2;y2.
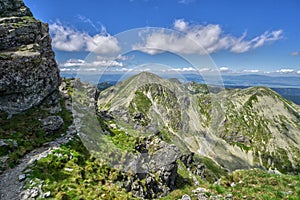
24;0;300;74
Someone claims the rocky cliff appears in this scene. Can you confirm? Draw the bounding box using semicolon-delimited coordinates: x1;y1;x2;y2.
0;0;60;115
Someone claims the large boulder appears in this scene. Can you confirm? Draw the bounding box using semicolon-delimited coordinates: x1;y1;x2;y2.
124;136;180;198
0;0;60;115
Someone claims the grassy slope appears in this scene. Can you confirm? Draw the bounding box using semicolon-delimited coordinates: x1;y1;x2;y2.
0;96;72;170
4;79;300;199
25;135;300;200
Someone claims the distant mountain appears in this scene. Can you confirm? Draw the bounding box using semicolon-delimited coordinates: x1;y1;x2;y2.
222;74;300;87
62;72;300;105
98;72;300;173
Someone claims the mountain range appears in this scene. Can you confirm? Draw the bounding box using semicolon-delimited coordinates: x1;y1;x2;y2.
62;72;300;105
97;72;300;174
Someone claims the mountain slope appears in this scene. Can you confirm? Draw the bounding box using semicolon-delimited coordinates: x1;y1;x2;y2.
215;87;300;173
97;72;300;173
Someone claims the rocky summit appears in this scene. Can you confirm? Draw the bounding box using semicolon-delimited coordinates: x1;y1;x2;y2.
0;0;60;115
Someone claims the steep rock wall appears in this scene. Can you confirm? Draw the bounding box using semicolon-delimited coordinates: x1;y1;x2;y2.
0;0;60;115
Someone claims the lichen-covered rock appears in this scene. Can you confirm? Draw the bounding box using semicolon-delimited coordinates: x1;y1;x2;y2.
41;116;64;132
0;0;60;115
124;136;180;198
0;0;32;17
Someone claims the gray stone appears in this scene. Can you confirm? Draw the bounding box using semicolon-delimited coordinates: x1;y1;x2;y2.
0;140;8;148
41;116;64;132
124;136;180;199
181;194;191;200
18;174;26;182
225;193;233;199
42;191;51;198
30;187;39;198
0;0;60;115
0;0;32;17
193;187;208;194
21;190;32;200
151;144;179;170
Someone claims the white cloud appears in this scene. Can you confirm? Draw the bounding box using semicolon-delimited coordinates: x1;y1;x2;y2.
60;59;85;67
59;58;123;68
174;19;188;31
276;68;295;73
243;69;260;73
178;0;195;4
60;68;79;72
219;67;230;72
77;15;100;32
114;67;133;72
49;23;88;52
49;22;120;54
198;68;213;72
133;19;283;55
231;30;283;53
85;34;120;54
291;51;300;56
167;67;197;72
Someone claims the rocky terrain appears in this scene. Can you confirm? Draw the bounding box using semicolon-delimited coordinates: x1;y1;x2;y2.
97;72;300;174
0;0;300;199
0;0;60;115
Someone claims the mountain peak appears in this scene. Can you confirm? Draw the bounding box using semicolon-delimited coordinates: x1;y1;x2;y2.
128;71;163;83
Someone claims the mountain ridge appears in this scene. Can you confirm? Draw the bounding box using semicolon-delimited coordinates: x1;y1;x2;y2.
97;72;300;173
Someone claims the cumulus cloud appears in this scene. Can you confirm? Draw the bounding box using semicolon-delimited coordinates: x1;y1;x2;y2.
49;22;120;54
85;34;120;54
174;19;188;31
291;51;300;56
49;23;88;52
133;19;283;55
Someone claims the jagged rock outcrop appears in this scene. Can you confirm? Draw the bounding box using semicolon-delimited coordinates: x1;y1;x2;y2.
124;136;180;198
0;0;32;17
0;0;60;115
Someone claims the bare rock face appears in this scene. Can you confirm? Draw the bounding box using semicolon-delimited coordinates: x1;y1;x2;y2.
0;0;32;17
0;0;60;115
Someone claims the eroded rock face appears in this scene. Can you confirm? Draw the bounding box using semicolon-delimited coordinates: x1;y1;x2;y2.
0;0;60;115
0;0;32;17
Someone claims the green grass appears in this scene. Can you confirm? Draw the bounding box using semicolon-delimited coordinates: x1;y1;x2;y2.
217;169;300;199
129;90;152;115
193;155;227;183
109;128;137;151
23;122;300;200
0;95;72;169
26;137;136;200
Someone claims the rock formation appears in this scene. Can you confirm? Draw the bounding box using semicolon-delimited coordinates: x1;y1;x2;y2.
124;136;179;198
0;0;60;115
